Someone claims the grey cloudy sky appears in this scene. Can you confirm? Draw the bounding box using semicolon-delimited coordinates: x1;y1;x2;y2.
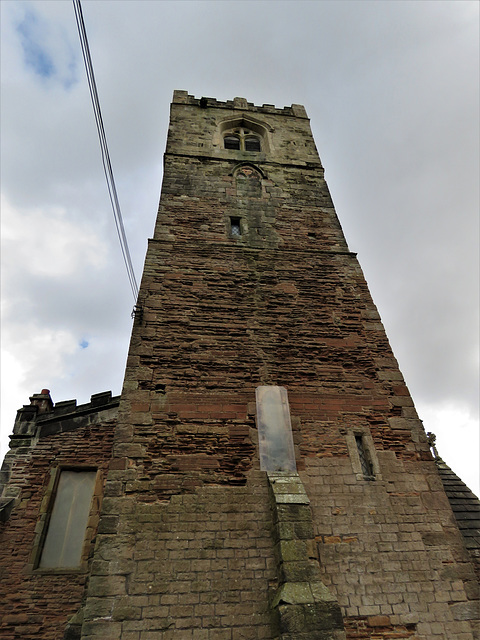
1;0;478;493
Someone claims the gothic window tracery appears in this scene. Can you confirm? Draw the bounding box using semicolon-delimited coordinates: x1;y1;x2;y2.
223;127;261;152
234;164;263;198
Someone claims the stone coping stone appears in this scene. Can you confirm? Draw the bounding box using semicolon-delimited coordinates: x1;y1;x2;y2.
271;581;337;607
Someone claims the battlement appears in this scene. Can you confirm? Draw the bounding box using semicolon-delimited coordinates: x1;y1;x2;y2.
1;390;119;523
172;89;309;119
39;390;120;419
11;389;120;440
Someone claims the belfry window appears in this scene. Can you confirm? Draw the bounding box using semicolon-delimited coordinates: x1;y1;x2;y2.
245;136;261;152
224;128;261;152
224;135;240;150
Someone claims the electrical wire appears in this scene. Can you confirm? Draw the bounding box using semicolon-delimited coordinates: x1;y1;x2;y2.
72;0;139;302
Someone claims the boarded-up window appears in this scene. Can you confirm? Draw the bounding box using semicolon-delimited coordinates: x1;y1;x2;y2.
256;386;296;472
235;165;262;198
39;470;96;569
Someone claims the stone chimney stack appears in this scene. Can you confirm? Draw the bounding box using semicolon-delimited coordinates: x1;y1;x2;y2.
28;389;54;415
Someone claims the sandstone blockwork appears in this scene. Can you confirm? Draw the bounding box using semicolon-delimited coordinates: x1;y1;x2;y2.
1;92;479;640
0;391;118;640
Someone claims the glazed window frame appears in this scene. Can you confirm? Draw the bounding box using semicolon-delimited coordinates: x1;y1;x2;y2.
31;466;101;573
346;430;381;481
230;217;242;237
355;435;374;478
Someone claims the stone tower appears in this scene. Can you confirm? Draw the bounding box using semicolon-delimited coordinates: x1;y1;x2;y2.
78;91;478;639
1;92;478;640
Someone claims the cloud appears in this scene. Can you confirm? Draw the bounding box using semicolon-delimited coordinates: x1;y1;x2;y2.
1;198;107;279
419;402;480;495
13;4;77;88
16;9;55;78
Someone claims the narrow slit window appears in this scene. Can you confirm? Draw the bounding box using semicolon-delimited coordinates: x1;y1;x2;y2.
39;469;96;569
230;217;242;236
355;435;374;478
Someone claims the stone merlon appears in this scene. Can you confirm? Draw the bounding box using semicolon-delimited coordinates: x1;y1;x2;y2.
172;89;309;118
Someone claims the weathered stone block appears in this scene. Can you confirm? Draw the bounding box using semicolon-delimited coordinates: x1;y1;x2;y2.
450;601;480;621
276;539;308;563
280;560;316;583
88;575;126;598
97;515;119;534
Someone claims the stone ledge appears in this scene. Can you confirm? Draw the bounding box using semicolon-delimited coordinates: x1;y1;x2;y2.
272;581;338;608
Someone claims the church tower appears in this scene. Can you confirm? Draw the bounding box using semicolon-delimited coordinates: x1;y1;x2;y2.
78;91;478;639
1;92;478;640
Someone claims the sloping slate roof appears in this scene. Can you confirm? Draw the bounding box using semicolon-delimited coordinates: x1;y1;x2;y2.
436;459;480;553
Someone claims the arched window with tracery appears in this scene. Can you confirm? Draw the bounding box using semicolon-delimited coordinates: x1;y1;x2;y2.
234;164;262;198
223;127;261;152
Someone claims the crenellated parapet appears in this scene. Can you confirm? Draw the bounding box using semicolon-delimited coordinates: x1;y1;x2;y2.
0;389;119;522
172;89;308;118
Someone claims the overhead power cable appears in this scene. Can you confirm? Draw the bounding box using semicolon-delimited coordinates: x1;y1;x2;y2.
73;0;139;302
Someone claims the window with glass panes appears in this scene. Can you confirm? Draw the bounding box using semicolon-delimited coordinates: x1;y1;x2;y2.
38;469;97;569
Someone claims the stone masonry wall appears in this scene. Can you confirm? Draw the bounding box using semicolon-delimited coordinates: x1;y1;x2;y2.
80;94;478;639
306;456;478;639
0;398;116;640
82;469;278;640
